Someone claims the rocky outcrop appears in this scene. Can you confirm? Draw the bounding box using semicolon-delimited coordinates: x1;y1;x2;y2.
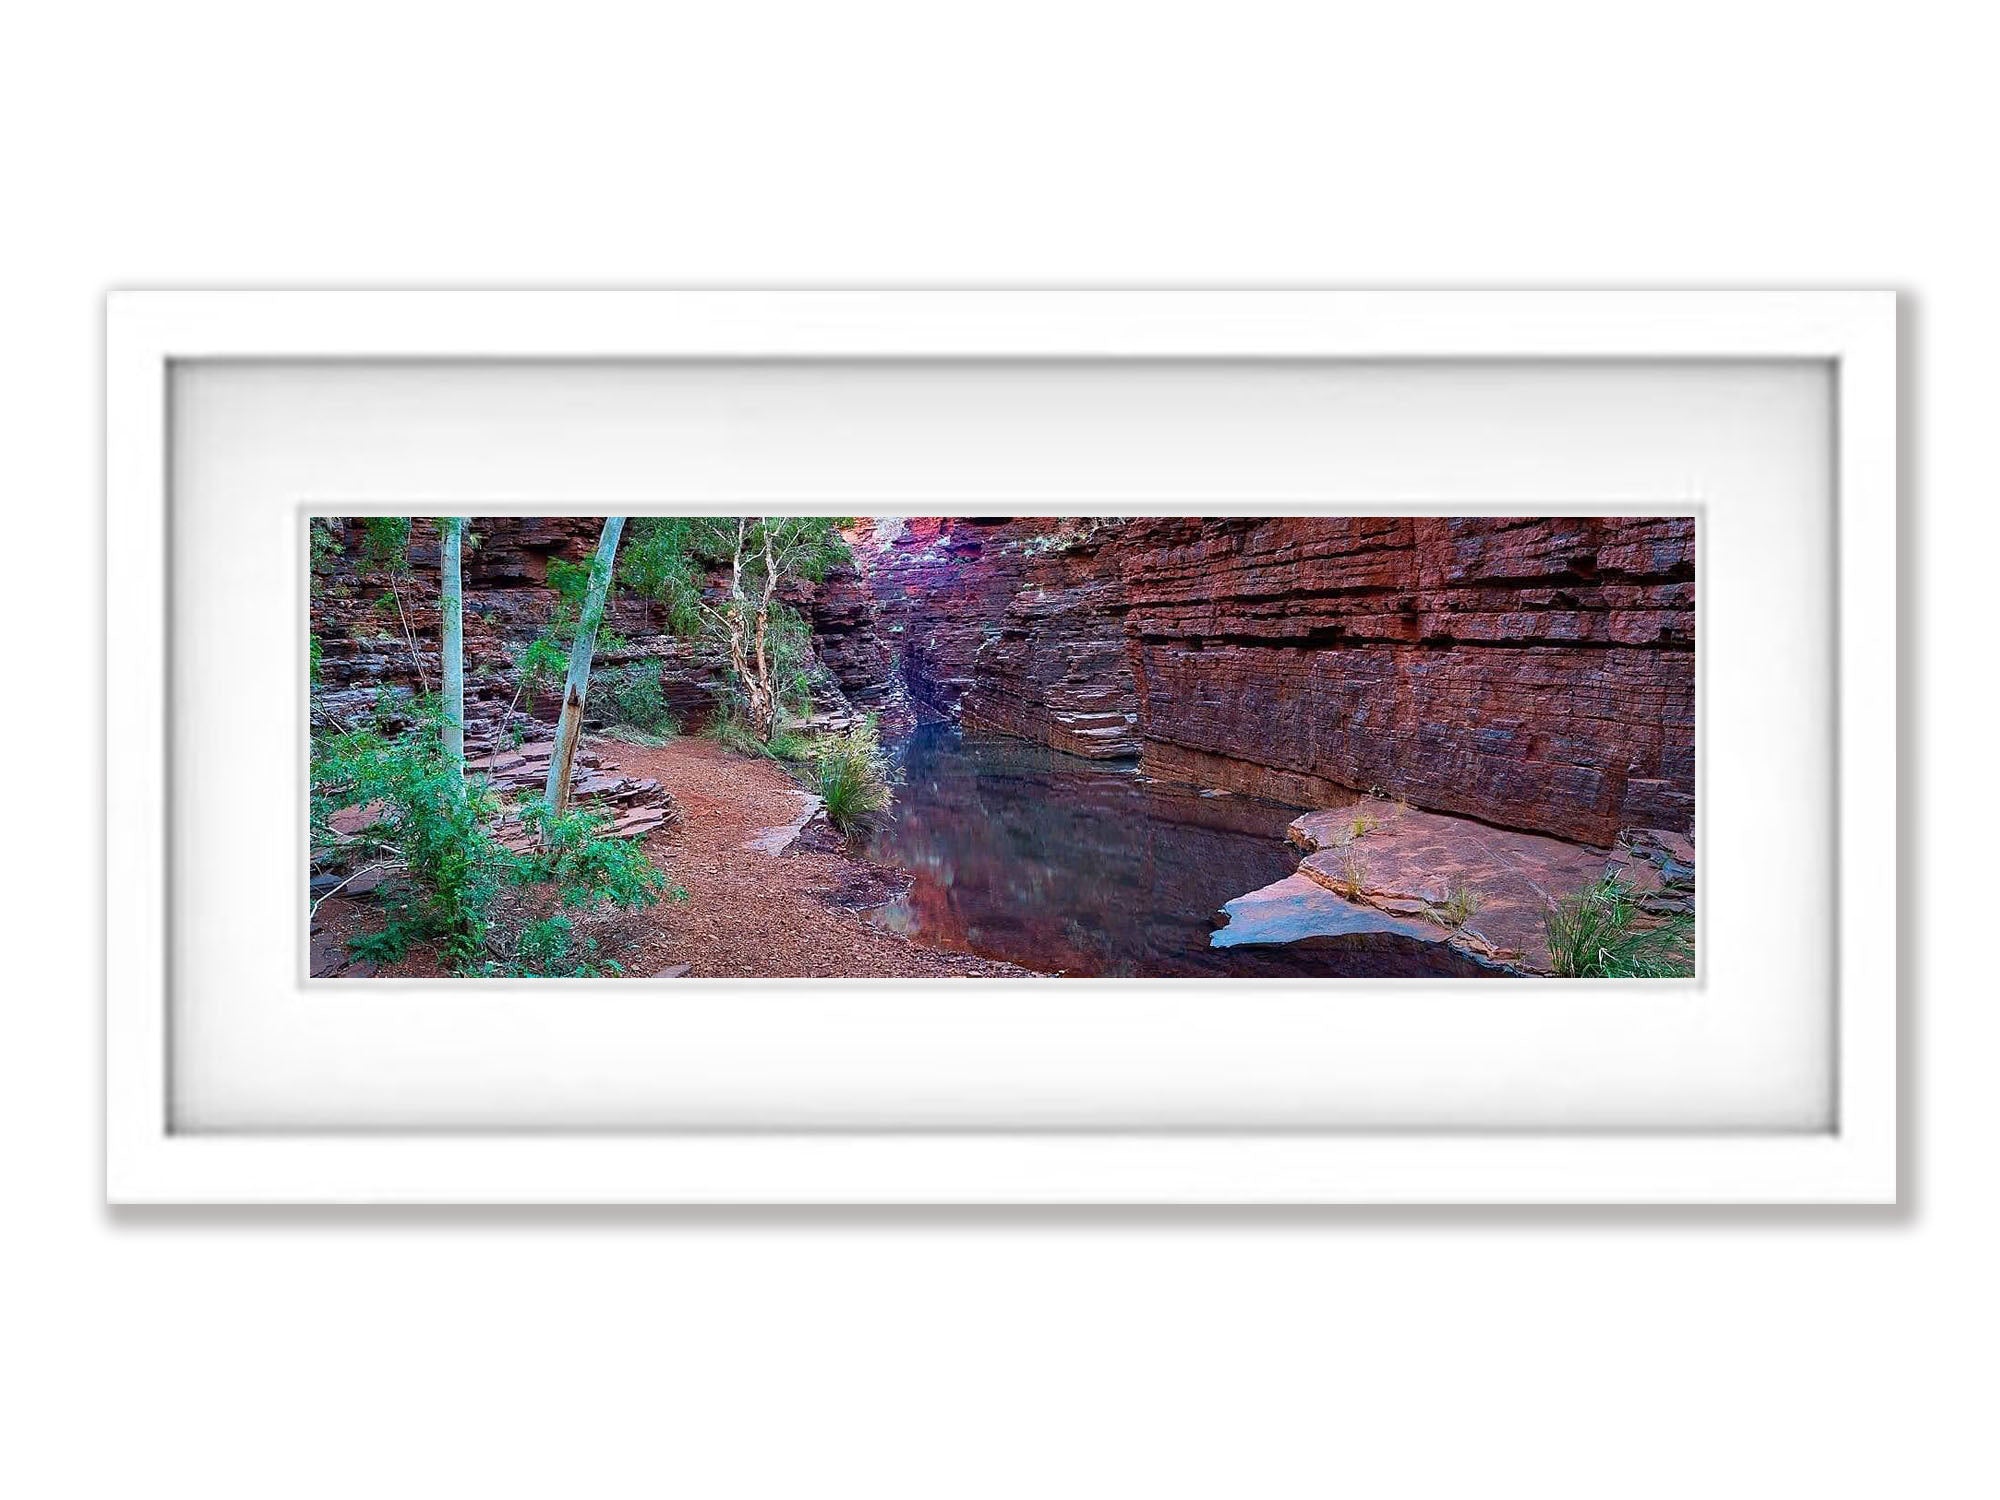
848;515;1695;848
1213;801;1697;976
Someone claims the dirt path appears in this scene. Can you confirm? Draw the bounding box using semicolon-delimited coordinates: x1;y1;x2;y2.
319;734;1028;979
605;735;1028;977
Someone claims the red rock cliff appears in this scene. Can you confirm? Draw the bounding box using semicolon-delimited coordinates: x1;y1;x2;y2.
853;515;1695;847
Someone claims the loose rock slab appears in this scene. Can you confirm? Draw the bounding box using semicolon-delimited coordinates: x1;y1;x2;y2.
474;735;684;854
743;789;827;855
1212;872;1442;949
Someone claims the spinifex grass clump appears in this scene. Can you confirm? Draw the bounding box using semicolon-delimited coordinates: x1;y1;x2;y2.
1430;877;1483;930
813;718;895;833
1543;874;1695;978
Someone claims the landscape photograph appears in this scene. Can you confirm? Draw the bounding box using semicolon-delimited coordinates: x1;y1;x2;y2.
308;514;1696;980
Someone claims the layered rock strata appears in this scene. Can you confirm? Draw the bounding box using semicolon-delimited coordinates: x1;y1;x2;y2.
849;515;1695;848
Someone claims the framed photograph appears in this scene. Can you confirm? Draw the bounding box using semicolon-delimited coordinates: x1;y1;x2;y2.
106;290;1896;1203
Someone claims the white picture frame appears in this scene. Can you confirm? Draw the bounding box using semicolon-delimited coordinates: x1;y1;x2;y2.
106;290;1897;1204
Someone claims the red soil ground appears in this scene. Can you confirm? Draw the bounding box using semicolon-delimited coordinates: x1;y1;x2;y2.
314;734;1029;979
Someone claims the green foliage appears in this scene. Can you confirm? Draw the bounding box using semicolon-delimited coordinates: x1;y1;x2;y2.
618;517;853;736
512;632;570;699
1429;878;1483;930
314;704;676;977
620;515;851;609
517;546;629;703
311;705;501;966
488;915;621;978
346;918;425;966
545;555;594;611
765;602;818;716
1544;875;1696;978
812;718;894;833
1329;850;1369;900
598;659;679;735
358;516;413;573
309;518;344;574
509;801;671;912
615;518;714;635
704;713;810;762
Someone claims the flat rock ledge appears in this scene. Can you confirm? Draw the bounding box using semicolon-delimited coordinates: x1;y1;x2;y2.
743;789;827;855
1211;801;1696;976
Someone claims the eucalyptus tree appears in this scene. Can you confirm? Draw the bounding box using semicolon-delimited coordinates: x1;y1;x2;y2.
439;516;467;781
618;516;848;742
543;516;627;815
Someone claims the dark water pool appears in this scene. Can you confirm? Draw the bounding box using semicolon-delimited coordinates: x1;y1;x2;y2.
861;724;1329;977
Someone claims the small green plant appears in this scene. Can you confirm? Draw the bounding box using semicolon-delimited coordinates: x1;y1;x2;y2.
705;710;813;762
487;915;622;978
1331;851;1370;900
813;718;894;833
345;917;426;966
510;800;671;912
1347;808;1379;841
1429;877;1483;929
1544;875;1695;978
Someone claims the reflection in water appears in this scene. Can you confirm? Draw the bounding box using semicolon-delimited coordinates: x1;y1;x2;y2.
863;724;1330;977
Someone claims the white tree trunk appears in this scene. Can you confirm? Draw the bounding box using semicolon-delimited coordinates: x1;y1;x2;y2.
544;516;626;816
440;516;466;782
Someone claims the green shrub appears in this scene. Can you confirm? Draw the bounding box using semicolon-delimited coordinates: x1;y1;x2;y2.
312;709;503;967
813;719;894;833
598;659;679;735
488;915;620;978
509;800;670;912
313;704;677;976
1544;875;1695;978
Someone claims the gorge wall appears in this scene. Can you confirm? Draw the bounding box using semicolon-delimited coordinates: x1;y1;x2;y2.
311;513;1696;851
852;515;1695;848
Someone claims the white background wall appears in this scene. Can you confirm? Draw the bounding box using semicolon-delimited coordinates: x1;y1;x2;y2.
2;4;1987;1496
